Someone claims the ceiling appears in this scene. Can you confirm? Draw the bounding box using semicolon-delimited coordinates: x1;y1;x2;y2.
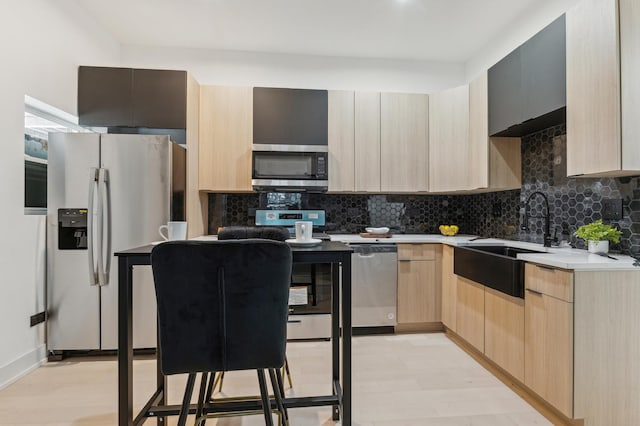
74;0;553;62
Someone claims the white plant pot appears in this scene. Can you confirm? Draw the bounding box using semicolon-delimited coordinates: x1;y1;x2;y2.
588;240;609;254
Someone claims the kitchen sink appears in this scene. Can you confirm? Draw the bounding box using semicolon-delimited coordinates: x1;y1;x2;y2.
453;245;546;298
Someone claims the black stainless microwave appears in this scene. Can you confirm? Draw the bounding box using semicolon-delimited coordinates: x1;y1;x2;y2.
251;145;328;192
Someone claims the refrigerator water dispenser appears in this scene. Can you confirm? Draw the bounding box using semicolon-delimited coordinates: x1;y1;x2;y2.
58;209;88;250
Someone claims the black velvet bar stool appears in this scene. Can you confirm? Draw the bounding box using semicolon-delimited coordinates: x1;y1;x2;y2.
217;226;295;391
151;240;292;426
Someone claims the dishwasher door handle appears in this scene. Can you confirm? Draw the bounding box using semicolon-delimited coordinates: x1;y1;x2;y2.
357;253;376;258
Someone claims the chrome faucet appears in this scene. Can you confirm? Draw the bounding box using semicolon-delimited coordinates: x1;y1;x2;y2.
521;191;555;247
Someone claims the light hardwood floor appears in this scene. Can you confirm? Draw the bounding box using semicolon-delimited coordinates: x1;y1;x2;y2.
0;334;551;425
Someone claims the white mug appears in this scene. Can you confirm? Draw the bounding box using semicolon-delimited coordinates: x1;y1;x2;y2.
295;221;313;242
158;221;187;241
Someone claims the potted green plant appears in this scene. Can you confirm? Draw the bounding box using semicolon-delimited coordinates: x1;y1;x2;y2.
574;219;622;254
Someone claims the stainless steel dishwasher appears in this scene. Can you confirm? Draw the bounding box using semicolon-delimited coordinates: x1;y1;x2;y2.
350;244;398;331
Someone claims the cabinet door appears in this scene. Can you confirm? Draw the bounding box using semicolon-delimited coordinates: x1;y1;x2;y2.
380;93;429;192
620;0;640;171
456;277;484;352
78;66;133;127
132;69;187;129
524;289;574;418
428;85;470;192
354;92;381;192
468;72;489;190
566;0;621;176
441;245;457;331
520;15;566;123
328;91;355;192
397;260;439;324
484;288;524;381
488;48;522;136
199;86;253;192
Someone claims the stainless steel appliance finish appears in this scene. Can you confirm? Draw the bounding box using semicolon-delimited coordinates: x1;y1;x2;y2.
350;244;398;328
251;145;328;192
47;133;185;352
256;208;331;339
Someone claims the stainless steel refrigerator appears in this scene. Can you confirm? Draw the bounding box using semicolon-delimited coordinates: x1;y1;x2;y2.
47;133;185;354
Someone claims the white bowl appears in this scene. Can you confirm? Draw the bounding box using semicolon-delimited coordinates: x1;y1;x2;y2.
365;227;390;234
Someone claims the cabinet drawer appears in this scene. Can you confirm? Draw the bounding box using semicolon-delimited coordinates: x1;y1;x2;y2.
398;244;437;261
525;263;573;302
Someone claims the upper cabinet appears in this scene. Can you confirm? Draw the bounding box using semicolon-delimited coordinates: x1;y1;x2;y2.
380;93;429;192
428;85;470;192
355;92;382;192
566;0;640;177
469;72;522;192
199;86;253;192
78;66;187;129
488;15;566;137
428;73;521;193
253;87;328;146
327;91;355;192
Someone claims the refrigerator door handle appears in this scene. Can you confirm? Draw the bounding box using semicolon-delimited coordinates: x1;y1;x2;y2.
96;168;105;286
101;169;112;286
87;168;99;286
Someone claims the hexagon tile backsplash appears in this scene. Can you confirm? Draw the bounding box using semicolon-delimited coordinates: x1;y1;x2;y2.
208;124;640;257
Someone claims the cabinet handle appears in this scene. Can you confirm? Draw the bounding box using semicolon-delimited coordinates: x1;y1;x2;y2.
526;288;543;296
536;264;556;271
398;259;411;262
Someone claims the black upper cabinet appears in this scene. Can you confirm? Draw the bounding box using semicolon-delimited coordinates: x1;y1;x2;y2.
489;15;566;137
253;87;328;145
488;49;522;137
78;66;187;129
78;67;133;127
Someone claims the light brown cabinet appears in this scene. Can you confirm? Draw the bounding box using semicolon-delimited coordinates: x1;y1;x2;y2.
380;93;429;192
397;244;441;326
328;91;355;192
468;72;521;191
355;92;381;192
455;276;485;352
484;287;524;382
198;86;253;192
440;245;457;331
566;0;640;177
428;85;469;192
524;264;574;418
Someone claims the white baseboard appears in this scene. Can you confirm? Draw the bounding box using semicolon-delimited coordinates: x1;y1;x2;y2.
0;345;47;390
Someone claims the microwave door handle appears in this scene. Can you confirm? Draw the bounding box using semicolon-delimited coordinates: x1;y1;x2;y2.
87;168;99;286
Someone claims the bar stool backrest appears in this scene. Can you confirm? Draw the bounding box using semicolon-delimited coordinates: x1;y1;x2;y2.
151;240;292;375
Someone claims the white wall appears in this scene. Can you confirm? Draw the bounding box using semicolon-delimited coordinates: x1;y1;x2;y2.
121;45;466;93
464;0;581;81
0;0;119;388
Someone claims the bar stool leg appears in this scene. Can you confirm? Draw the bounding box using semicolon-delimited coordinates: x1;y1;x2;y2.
257;369;274;426
283;356;293;389
269;368;288;426
178;373;196;426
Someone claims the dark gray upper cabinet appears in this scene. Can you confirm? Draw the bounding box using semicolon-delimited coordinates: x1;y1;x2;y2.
488;49;522;137
78;66;133;127
78;66;187;129
253;87;328;145
489;15;566;137
132;69;186;129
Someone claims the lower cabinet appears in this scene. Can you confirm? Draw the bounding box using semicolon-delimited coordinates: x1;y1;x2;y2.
397;244;441;326
484;287;525;382
524;278;574;418
441;245;457;331
455;276;485;352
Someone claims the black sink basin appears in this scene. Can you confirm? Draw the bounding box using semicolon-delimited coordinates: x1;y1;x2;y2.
453;245;546;298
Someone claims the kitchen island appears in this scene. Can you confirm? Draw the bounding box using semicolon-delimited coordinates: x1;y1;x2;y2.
115;240;353;426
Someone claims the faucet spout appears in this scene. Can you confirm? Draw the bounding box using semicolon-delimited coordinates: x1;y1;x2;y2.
523;191;554;247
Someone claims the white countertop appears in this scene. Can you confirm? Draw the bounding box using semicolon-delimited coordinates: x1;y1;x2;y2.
326;234;640;271
196;233;638;271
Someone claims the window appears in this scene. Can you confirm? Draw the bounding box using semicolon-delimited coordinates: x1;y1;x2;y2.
24;96;93;214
